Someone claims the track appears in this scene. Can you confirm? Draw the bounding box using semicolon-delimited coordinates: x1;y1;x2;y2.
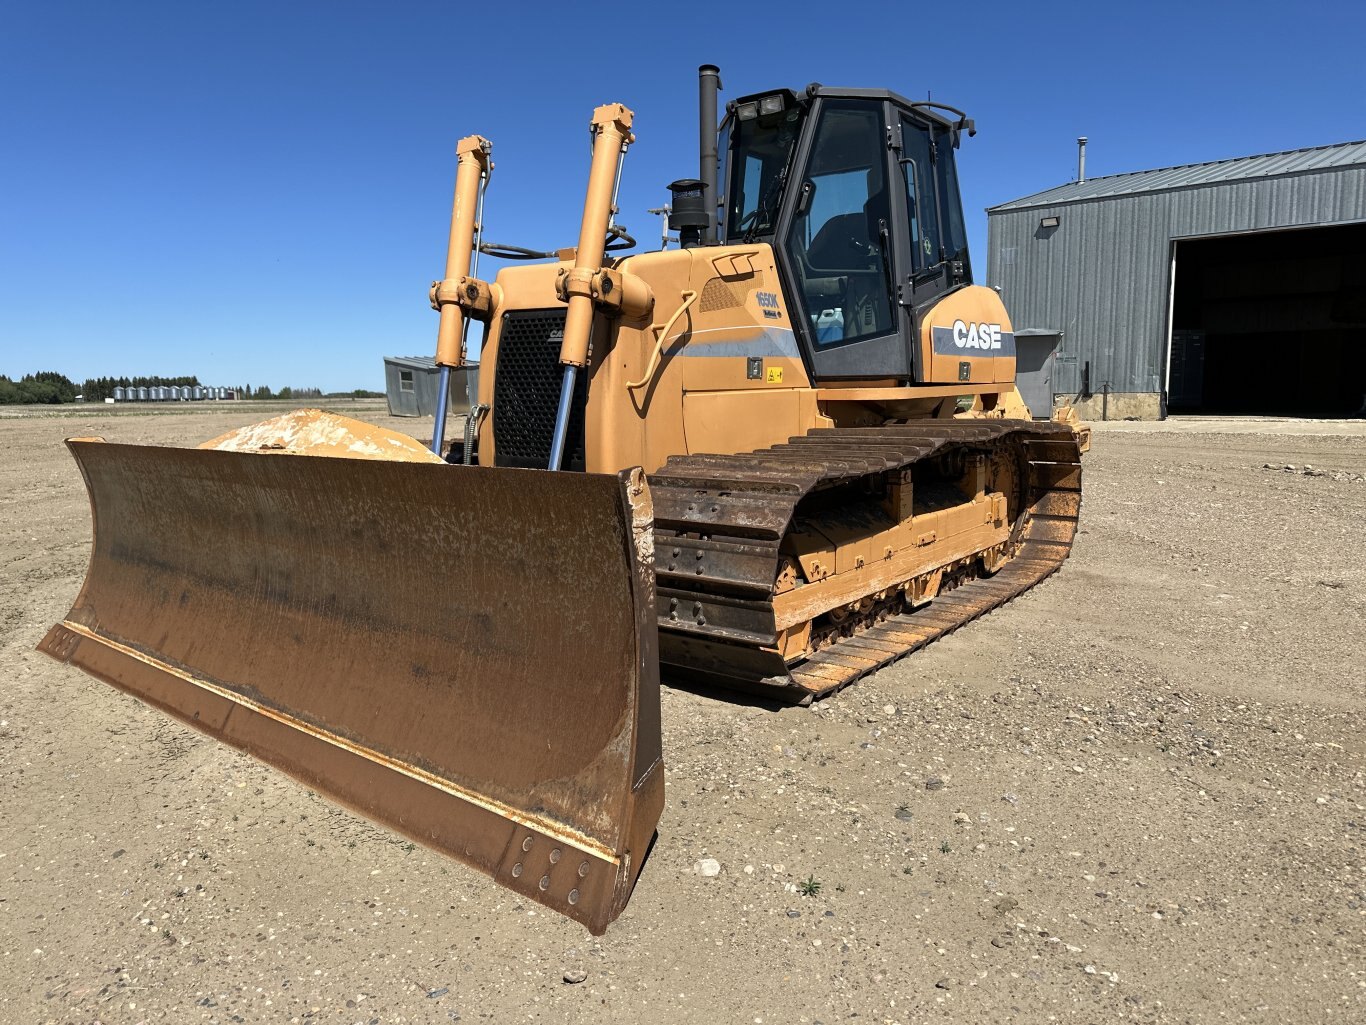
648;420;1083;703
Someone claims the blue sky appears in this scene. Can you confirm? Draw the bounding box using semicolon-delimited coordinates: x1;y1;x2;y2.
3;1;1363;393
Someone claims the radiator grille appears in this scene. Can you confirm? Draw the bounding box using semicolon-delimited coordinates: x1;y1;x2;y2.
492;308;587;470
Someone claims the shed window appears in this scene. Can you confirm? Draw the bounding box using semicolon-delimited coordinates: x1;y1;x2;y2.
399;370;414;393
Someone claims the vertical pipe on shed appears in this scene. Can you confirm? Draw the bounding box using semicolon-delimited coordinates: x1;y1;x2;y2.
1161;240;1179;420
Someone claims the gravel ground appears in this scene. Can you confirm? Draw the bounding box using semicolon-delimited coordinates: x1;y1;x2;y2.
2;405;1363;1025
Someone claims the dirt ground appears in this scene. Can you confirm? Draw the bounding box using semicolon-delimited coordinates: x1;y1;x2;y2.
2;403;1363;1025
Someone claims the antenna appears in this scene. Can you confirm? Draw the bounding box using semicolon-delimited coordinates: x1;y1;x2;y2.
646;205;675;250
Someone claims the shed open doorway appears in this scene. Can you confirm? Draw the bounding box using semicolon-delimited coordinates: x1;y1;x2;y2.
1166;222;1366;416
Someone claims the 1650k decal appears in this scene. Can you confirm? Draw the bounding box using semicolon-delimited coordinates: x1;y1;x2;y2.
755;291;782;319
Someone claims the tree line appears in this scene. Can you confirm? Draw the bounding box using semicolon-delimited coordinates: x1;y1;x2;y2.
237;385;383;400
2;371;384;405
240;384;322;401
0;372;80;404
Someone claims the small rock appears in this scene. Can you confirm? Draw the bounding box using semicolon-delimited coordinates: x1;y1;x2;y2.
934;977;952;990
1315;796;1329;805
563;970;587;985
1072;765;1085;774
925;777;945;792
883;704;896;715
1001;792;1019;806
952;812;971;825
111;849;125;859
895;807;914;821
743;864;754;875
994;896;1019;913
1083;964;1097;975
990;935;1011;949
427;987;449;999
786;909;801;918
782;746;797;759
694;858;721;877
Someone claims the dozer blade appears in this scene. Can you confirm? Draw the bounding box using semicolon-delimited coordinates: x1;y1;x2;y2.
39;438;663;935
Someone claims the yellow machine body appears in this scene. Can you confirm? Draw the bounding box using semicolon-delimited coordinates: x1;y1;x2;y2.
475;250;1027;475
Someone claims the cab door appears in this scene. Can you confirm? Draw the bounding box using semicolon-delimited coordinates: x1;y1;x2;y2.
778;97;910;380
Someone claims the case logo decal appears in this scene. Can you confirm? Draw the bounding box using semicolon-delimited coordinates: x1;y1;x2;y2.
931;321;1016;358
952;320;1003;349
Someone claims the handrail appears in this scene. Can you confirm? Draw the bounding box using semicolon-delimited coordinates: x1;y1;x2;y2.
626;290;698;391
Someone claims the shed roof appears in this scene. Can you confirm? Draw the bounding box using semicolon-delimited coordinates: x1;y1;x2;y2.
383;356;439;371
989;139;1366;213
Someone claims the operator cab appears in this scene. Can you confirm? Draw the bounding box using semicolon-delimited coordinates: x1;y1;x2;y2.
720;86;974;382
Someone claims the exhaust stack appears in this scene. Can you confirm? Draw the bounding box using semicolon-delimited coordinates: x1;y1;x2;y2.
698;64;721;244
1077;136;1088;183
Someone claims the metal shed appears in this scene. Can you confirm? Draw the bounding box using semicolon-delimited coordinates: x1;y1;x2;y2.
988;140;1366;418
383;356;477;418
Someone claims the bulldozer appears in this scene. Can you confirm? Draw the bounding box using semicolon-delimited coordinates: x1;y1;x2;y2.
40;67;1085;935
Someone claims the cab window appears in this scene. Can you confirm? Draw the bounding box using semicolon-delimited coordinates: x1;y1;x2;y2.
784;101;894;348
935;127;968;267
900;119;941;272
726;108;800;240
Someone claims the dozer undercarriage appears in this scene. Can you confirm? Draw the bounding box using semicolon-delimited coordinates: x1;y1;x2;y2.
651;420;1082;701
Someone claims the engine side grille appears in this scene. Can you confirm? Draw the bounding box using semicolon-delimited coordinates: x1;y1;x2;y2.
491;308;588;471
699;278;742;312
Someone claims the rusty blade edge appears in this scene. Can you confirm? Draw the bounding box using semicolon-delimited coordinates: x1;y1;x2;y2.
45;619;622;864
